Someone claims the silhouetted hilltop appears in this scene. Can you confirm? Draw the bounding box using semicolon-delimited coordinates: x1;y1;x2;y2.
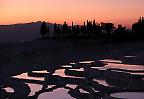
0;21;56;42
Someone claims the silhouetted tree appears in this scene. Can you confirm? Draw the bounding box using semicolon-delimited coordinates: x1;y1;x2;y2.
113;24;129;41
68;26;72;37
53;23;62;38
54;23;58;37
114;25;126;34
132;17;144;40
39;19;144;42
54;23;57;33
92;20;101;37
71;22;74;33
86;20;93;37
63;22;68;33
40;21;47;38
57;26;61;38
101;23;115;42
132;17;144;33
104;23;115;35
71;22;76;37
75;25;80;37
80;22;86;37
47;26;50;37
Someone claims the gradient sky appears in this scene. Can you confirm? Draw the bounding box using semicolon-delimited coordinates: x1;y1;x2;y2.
0;0;144;27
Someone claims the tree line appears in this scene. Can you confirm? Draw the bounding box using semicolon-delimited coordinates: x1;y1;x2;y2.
40;17;144;42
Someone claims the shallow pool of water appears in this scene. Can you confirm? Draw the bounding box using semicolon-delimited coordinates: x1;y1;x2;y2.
111;92;144;99
10;59;144;99
38;88;75;99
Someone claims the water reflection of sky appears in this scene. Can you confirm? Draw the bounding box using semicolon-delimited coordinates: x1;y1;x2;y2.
13;73;44;81
101;59;144;72
38;88;75;99
28;84;42;96
106;63;144;71
111;92;144;99
53;69;84;78
12;59;144;99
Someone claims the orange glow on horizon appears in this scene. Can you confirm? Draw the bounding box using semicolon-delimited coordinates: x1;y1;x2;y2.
0;0;144;28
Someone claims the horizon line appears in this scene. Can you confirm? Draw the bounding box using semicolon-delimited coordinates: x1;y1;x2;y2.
0;18;140;29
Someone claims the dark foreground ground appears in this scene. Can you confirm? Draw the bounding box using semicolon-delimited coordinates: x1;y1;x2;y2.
0;39;144;99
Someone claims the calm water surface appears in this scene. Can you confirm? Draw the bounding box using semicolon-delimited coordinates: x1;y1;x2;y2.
12;59;144;99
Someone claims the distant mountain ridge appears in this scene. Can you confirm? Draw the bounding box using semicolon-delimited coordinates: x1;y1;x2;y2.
0;21;55;42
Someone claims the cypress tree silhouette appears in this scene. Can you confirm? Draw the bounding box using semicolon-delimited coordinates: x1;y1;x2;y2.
53;23;62;38
38;19;144;42
54;23;58;37
68;25;72;37
70;22;74;37
71;22;76;38
40;21;47;38
80;22;86;37
90;21;93;37
71;22;74;33
75;25;80;37
86;20;89;36
92;20;101;37
72;22;74;28
62;22;68;37
63;22;68;33
57;26;61;38
47;26;50;37
86;20;93;37
132;17;144;33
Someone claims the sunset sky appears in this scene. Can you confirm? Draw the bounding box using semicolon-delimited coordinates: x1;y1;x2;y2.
0;0;144;27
